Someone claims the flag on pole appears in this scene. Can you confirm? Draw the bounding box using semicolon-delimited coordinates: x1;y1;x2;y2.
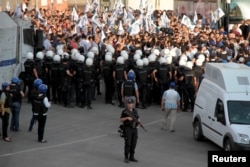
213;8;225;23
13;4;23;17
117;21;125;35
6;1;11;11
181;15;195;29
85;0;91;13
71;7;79;21
193;10;198;24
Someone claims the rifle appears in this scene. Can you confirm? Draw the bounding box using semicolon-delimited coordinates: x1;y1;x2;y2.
124;110;147;132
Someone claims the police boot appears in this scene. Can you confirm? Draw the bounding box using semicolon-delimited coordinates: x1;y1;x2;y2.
124;154;129;163
129;154;138;162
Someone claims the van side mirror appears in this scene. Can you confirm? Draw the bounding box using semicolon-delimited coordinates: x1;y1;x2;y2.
217;113;225;125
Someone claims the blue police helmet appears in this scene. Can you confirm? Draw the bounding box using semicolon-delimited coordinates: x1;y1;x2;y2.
38;84;48;93
34;78;43;89
127;71;135;80
2;82;10;90
11;77;20;84
169;82;176;88
246;61;250;67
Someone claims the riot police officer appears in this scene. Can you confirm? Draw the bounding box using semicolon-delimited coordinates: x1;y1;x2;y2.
121;71;140;108
135;59;148;109
23;52;35;102
32;84;51;143
82;58;95;109
178;61;197;112
120;98;141;163
113;56;126;108
44;50;54;100
50;55;61;104
74;54;85;107
102;53;115;105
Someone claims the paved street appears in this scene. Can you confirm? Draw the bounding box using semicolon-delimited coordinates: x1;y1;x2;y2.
0;85;220;167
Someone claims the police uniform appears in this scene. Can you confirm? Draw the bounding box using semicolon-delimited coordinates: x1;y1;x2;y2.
120;98;140;163
23;59;35;102
75;61;85;107
113;63;126;107
102;61;115;104
135;66;148;109
32;87;50;143
50;61;61;104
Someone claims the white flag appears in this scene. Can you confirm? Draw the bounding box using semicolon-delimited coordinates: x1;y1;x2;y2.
193;10;198;24
71;7;79;21
213;8;225;22
6;1;11;11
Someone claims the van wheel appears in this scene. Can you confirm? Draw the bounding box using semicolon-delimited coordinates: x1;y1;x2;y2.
224;139;232;151
193;120;203;141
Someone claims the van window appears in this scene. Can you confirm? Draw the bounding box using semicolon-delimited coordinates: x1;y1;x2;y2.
215;99;226;124
228;101;250;125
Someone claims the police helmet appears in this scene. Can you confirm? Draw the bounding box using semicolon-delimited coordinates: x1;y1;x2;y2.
136;59;143;67
246;61;250;67
74;53;81;61
117;56;124;64
186;61;193;69
159;57;167;65
195;59;203;67
105;54;112;62
46;50;54;58
127;71;135;80
179;59;186;66
62;52;70;60
78;55;85;62
2;82;10;90
198;54;205;62
152;48;160;56
106;44;115;54
161;48;170;57
142;57;149;66
170;48;177;57
87;51;95;59
38;84;48;93
36;52;44;60
57;49;64;56
133;53;141;61
33;78;43;89
11;77;20;85
26;52;34;60
135;49;143;57
120;50;128;60
105;51;113;56
148;54;156;62
71;49;79;60
90;47;99;55
53;54;61;62
166;56;172;64
86;58;93;66
56;44;64;51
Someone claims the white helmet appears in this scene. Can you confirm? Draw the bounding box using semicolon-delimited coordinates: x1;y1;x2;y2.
71;49;79;60
159;57;167;65
86;58;93;66
36;51;44;60
170;48;177;57
166;56;172;64
160;48;170;57
198;54;205;62
105;51;113;56
87;51;95;59
121;50;128;60
142;57;149;66
175;48;182;57
78;55;85;62
63;52;70;60
105;54;112;62
26;52;34;59
90;47;99;55
106;44;115;54
133;53;141;61
53;54;61;62
136;59;143;67
195;59;203;66
56;44;64;51
135;49;143;57
179;59;186;66
117;56;124;64
186;61;193;69
148;53;156;62
57;49;64;56
74;53;81;61
152;48;160;56
46;50;54;58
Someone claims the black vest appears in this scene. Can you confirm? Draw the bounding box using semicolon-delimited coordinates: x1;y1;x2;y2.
50;62;61;80
24;60;34;76
75;63;85;80
102;62;112;79
136;68;147;83
115;64;124;81
123;81;135;96
32;94;47;115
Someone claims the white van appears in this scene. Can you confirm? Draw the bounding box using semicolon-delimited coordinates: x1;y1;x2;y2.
192;62;250;151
